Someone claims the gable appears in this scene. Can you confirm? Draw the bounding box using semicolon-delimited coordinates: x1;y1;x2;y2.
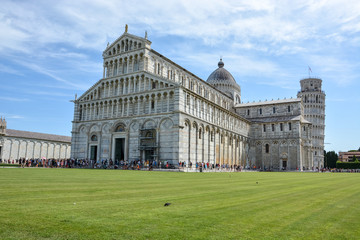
103;32;151;58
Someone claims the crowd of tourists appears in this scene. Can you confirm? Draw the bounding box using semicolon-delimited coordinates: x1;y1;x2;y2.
0;158;243;171
1;158;359;172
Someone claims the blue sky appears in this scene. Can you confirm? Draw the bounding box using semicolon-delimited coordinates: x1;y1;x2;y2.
0;0;359;152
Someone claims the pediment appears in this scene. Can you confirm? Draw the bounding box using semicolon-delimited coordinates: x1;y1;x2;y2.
103;32;151;57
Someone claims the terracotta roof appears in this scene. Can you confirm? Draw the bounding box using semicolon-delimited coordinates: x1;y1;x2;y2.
5;129;71;143
236;98;301;107
247;115;311;124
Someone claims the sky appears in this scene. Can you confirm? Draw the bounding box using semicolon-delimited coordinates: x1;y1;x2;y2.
0;0;359;153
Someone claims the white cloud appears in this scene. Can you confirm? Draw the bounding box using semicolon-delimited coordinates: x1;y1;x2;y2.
0;96;29;102
0;63;24;76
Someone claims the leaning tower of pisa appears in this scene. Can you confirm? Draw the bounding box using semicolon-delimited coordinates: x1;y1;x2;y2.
297;77;326;169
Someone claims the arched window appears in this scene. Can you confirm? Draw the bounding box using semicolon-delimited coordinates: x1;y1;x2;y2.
91;135;98;141
265;144;269;153
145;131;153;138
115;124;125;132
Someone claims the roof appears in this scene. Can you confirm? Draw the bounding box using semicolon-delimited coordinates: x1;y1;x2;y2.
5;129;71;143
236;98;301;108
207;60;237;84
247;115;311;124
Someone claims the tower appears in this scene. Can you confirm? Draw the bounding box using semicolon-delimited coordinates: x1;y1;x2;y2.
297;78;326;169
0;117;6;135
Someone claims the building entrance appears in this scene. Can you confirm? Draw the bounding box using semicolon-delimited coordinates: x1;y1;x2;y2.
90;146;97;161
282;160;287;169
115;138;125;161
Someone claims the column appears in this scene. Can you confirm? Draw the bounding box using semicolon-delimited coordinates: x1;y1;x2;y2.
137;99;140;115
167;94;170;112
148;97;152;113
155;96;158;113
127;101;130;116
102;104;105;119
121;101;125;116
25;141;28;159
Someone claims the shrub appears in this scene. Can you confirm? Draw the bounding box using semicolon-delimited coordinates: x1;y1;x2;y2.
336;161;360;169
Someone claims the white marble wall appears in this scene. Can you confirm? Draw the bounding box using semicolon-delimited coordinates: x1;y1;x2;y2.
0;137;70;161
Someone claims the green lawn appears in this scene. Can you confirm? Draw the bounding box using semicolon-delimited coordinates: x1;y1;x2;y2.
0;169;359;240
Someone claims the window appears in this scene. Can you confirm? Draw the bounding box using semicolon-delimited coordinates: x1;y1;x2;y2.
303;126;306;131
265;144;269;153
272;124;275;132
199;129;202;139
247;109;250;115
186;95;190;106
115;124;125;132
259;108;262;115
280;123;283;131
152;82;156;89
190;81;193;90
211;131;214;142
288;106;291;112
151;101;155;109
288;122;292;131
91;135;98;141
145;131;153;138
263;124;266;132
273;107;276;113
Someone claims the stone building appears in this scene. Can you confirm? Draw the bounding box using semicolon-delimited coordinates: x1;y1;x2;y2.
338;152;360;162
70;26;325;170
0;118;71;162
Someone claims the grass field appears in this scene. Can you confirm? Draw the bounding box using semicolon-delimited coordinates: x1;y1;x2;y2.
0;169;359;240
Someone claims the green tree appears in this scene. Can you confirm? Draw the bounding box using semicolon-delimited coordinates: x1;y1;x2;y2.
325;151;338;168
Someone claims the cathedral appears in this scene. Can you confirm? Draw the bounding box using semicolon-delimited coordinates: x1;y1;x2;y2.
70;26;325;171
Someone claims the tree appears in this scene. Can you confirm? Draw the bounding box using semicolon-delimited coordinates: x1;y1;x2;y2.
325;151;338;168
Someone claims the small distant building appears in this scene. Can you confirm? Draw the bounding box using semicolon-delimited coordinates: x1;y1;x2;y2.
0;118;71;163
338;152;360;162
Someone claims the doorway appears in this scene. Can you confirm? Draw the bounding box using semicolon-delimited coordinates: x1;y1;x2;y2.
90;146;97;161
282;160;287;169
115;138;125;161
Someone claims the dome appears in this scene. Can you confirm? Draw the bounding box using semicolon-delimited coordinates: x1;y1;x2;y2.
206;59;240;98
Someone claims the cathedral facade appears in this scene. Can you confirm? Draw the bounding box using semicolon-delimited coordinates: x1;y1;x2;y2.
70;27;325;170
